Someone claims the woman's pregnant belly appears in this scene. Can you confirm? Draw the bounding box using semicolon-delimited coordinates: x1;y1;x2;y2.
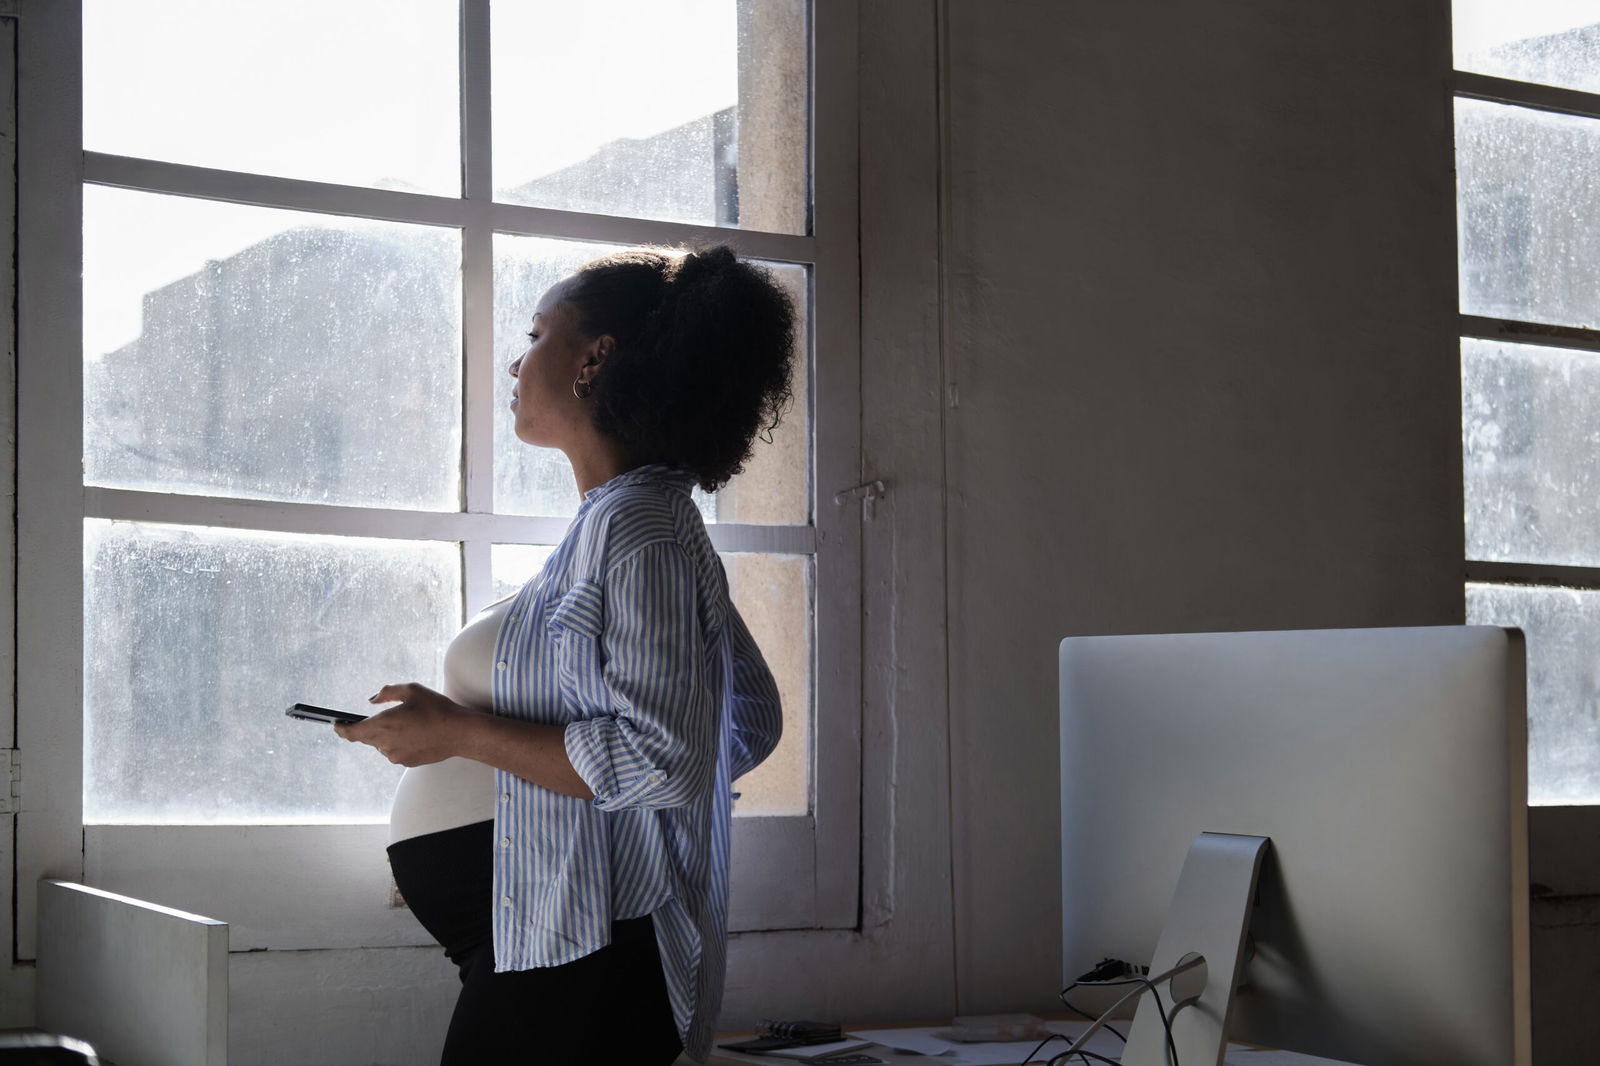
387;594;513;844
388;757;495;845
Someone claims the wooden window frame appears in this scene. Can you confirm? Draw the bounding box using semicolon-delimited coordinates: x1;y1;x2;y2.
13;0;862;960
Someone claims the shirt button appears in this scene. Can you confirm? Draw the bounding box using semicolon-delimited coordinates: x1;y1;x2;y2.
500;837;511;848
496;660;508;671
501;896;513;907
501;792;512;803
509;613;520;623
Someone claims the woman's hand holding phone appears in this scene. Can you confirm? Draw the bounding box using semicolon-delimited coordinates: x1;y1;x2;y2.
335;682;480;767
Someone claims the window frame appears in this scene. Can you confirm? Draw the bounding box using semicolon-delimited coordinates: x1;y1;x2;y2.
15;0;861;959
1454;65;1600;805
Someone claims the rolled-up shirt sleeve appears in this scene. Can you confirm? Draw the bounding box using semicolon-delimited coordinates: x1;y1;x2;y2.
563;540;716;811
726;603;781;781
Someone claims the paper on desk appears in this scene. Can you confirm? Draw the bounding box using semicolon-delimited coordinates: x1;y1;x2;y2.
766;1040;874;1060
1223;1050;1362;1065
712;1039;873;1065
844;1030;951;1055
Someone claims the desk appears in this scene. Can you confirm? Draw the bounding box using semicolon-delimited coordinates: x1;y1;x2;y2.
704;1019;1362;1066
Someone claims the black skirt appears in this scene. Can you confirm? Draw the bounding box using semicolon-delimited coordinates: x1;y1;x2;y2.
387;819;682;1065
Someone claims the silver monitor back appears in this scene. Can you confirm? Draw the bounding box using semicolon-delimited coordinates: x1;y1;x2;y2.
1059;626;1530;1066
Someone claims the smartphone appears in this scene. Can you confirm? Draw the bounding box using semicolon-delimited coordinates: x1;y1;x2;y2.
285;702;369;725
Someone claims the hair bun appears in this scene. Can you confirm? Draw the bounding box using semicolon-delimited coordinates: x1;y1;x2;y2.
673;245;739;287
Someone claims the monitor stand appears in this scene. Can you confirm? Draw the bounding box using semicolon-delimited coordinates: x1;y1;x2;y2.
1121;833;1270;1066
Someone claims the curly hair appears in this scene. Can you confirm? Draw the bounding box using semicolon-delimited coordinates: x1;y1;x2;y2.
558;245;797;494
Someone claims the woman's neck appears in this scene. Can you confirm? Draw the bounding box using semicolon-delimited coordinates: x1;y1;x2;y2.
565;432;637;496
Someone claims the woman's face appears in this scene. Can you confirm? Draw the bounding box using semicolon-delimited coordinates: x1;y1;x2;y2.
507;281;595;448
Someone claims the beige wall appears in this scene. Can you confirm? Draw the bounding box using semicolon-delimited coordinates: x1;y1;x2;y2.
935;2;1596;1062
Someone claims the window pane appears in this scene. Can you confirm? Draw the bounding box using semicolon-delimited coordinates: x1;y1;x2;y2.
83;0;460;196
490;544;557;604
85;186;462;510
491;0;808;233
1463;338;1600;566
494;237;810;523
1454;3;1600;96
724;552;810;816
84;521;460;823
1467;584;1600;805
1456;99;1600;330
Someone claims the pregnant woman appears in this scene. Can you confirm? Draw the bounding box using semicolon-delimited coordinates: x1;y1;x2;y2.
337;246;790;1064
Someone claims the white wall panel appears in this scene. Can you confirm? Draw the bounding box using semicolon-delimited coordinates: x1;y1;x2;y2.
38;880;227;1066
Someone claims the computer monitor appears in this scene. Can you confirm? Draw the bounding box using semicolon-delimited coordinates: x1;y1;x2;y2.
1059;626;1530;1066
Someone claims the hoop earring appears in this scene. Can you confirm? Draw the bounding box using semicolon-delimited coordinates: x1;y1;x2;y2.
572;378;593;400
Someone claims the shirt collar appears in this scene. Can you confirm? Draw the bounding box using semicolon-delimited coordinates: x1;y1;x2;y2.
581;463;695;505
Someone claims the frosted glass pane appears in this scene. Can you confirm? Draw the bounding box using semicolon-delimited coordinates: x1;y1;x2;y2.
1467;584;1600;805
1454;2;1600;95
1456;99;1600;329
490;544;557;604
723;553;810;816
494;236;810;523
1463;338;1600;566
491;0;807;233
84;0;459;195
84;521;461;823
85;186;461;510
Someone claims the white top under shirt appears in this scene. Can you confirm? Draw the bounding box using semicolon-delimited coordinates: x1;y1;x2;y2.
385;595;512;845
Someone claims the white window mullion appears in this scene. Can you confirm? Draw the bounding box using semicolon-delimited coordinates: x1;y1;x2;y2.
460;1;496;618
81;487;558;544
82;487;820;555
1454;70;1600;123
487;199;817;263
462;0;492;204
1459;314;1600;353
462;209;497;514
81;151;823;268
83;152;468;229
462;538;493;618
461;0;496;519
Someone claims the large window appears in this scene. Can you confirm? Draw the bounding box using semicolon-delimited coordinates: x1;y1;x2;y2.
1455;1;1600;805
17;0;861;957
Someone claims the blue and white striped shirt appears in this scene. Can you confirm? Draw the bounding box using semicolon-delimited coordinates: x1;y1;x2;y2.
490;464;782;1060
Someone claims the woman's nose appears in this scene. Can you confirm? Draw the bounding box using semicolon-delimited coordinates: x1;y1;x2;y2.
507;356;521;376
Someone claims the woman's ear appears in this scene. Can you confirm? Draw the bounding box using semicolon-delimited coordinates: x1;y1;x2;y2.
582;335;616;382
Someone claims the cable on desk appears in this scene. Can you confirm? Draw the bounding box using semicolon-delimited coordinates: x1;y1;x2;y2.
1015;1029;1090;1066
1061;957;1139;1044
1059;988;1126;1044
1064;975;1176;1066
1050;952;1209;1066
